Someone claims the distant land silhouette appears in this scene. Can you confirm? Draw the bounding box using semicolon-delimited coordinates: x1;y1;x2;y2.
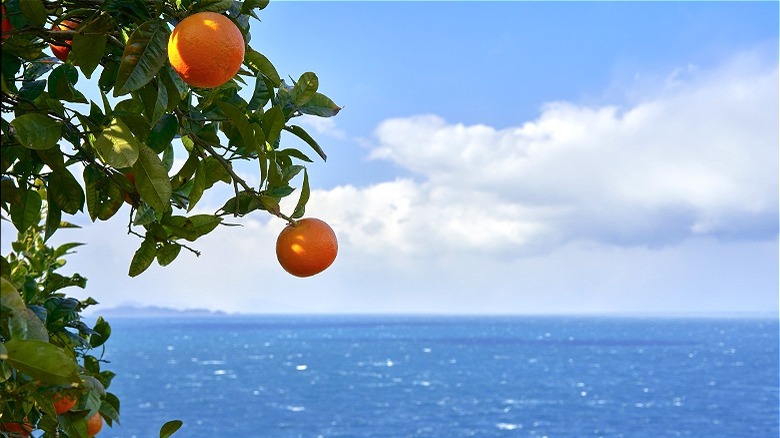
93;305;229;318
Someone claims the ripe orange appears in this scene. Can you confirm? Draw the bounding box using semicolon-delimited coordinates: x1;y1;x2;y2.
49;19;79;62
86;413;103;437
167;12;245;88
53;392;78;414
2;5;12;40
0;420;32;436
276;218;338;277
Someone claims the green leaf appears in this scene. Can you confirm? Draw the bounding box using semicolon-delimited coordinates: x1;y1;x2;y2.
4;339;82;385
48;63;88;103
10;188;42;233
156;242;181;267
95;118;141;168
10;113;62;150
202;156;231;187
163;215;222;241
71;14;114;78
44;201;62;242
129;235;157;277
284;125;327;161
244;48;280;86
114;19;171;96
219;191;261;216
191;0;232;13
241;0;270;14
84;165;124;221
187;160;206;211
132;146;172;212
1;279;49;342
262;105;284;146
248;74;273;110
19;0;47;26
90;317;111;348
48;168;85;214
298;92;342;118
160;420;184;438
215;101;256;149
291;72;318;107
292;168;310;219
18;79;46;101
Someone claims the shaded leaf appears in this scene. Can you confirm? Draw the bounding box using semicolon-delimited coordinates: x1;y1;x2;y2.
10;113;61;150
129;235;157;277
284;125;327;161
10;188;42;233
156;242;181;267
191;0;232;13
291;72;318;107
297;92;342;118
160;420;184;438
292;168;309;219
133;146;173;212
48;168;85;214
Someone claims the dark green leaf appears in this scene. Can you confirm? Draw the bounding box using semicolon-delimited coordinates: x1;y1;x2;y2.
10;113;62;150
4;339;82;385
84;165;124;221
129;236;157;277
48;168;85;214
19;0;47;26
291;72;318;107
10;188;42;233
48;63;88;103
115;20;171;96
215;101;256;149
187;160;206;211
244;48;280;86
18;79;46;101
163;215;222;241
284;125;327;161
132;146;172;212
44;201;62;241
298;92;342;117
262;105;284;146
71;14;114;78
291;169;310;219
90;317;111;348
160;420;184;438
241;0;270;14
191;0;232;13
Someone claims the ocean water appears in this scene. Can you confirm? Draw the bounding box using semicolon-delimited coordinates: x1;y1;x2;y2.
99;316;779;438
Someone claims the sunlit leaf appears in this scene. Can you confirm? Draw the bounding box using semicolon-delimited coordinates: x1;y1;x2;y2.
132;146;172;213
115;19;171;96
129;235;157;277
95;118;141;168
10;113;61;150
4;339;82;385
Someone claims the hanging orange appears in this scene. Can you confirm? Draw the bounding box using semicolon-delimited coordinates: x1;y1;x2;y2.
276;218;338;277
167;12;245;88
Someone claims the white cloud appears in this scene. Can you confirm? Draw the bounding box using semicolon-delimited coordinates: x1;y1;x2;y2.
361;53;778;252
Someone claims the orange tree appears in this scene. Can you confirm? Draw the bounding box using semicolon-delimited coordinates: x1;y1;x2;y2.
0;0;340;436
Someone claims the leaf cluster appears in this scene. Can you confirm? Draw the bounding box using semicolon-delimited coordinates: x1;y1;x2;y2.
1;0;341;277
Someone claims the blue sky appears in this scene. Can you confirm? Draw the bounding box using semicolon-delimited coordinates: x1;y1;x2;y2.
3;1;778;315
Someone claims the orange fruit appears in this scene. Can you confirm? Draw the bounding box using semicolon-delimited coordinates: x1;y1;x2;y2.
167;12;245;88
2;5;12;40
276;218;338;277
86;413;103;437
49;19;79;62
0;420;32;436
53;392;78;414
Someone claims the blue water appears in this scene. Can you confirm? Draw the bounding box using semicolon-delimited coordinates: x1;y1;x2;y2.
99;316;778;437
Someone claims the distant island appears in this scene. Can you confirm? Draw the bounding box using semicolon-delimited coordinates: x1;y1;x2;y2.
92;305;229;318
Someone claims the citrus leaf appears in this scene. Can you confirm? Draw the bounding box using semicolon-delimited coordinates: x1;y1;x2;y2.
114;19;171;96
187;160;205;212
215;101;256;149
160;420;183;438
48;64;88;103
1;278;49;342
292;168;309;219
83;165;124;221
191;0;232;13
147;114;178;153
10;188;42;233
241;0;270;14
44;201;61;242
291;72;318;108
162;215;222;241
284;125;327;161
156;242;181;267
48;168;85;214
95;118;141;168
244;48;280;86
10;113;62;150
71;14;114;78
297;92;342;118
89;316;111;348
133;146;172;213
4;339;82;385
19;0;47;26
129;235;157;277
262;105;284;146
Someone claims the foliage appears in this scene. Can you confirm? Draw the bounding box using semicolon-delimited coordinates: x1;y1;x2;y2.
0;0;340;276
1;0;339;435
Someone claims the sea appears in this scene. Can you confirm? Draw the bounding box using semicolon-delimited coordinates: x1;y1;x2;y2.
97;315;779;438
